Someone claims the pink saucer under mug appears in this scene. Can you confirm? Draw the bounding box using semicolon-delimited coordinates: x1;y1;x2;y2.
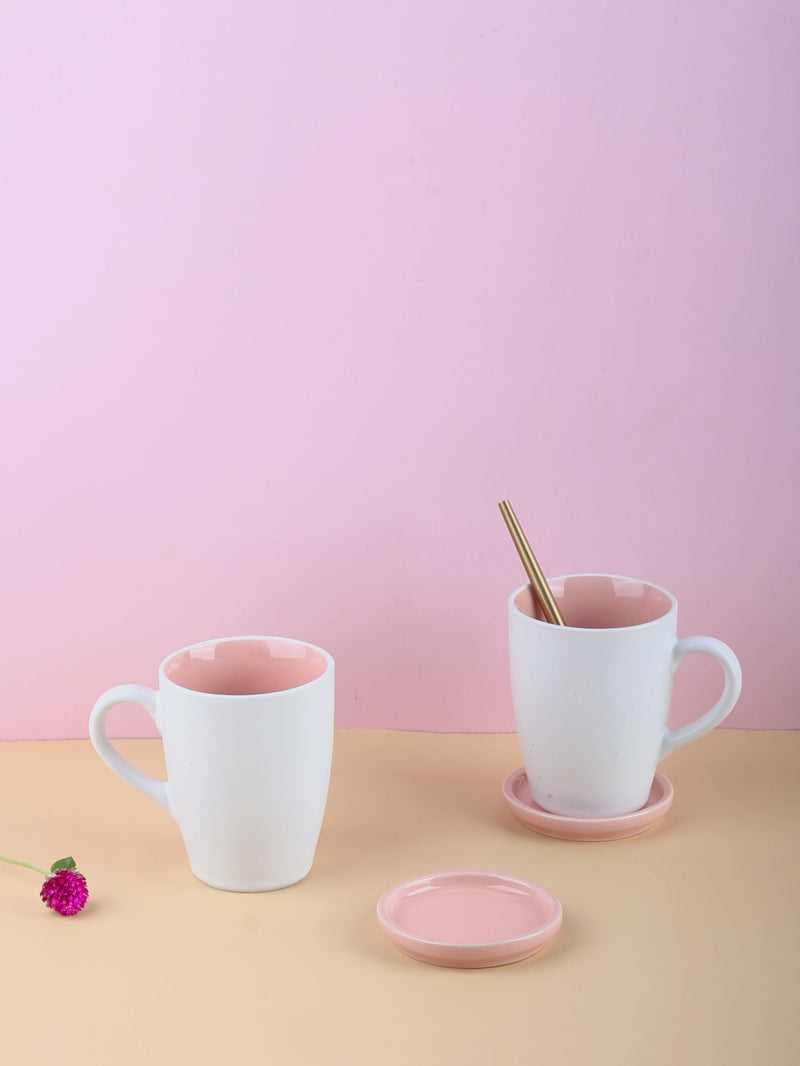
502;767;673;842
377;870;562;968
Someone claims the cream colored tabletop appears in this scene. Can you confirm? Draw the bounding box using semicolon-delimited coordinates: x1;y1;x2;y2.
1;730;797;1065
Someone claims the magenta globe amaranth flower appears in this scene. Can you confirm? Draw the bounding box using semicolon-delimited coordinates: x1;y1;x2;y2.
40;861;89;916
1;854;89;916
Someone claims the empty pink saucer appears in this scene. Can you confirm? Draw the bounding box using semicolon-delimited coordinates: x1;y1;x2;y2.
377;870;562;968
502;768;673;841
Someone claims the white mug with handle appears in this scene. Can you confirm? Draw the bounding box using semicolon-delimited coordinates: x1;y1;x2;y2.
89;635;334;891
509;575;742;818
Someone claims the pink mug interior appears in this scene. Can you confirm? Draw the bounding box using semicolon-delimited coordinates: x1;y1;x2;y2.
515;575;673;629
164;638;329;695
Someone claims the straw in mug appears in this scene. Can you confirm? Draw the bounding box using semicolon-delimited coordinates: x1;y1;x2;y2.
498;500;566;626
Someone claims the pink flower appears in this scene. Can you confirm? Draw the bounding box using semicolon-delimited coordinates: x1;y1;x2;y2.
1;853;90;916
40;865;89;916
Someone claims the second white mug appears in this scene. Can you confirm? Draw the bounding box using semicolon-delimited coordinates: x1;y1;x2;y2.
89;635;335;891
509;575;742;818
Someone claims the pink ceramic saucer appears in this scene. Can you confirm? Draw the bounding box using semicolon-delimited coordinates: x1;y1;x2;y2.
377;870;562;968
502;768;673;842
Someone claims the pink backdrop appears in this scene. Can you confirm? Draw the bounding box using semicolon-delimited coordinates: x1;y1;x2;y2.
1;2;797;738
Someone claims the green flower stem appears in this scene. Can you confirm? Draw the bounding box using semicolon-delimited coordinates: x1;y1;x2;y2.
0;855;48;877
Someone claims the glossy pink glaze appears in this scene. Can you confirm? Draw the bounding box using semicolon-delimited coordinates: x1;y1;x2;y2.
515;574;673;629
164;638;329;695
377;871;562;968
502;767;673;841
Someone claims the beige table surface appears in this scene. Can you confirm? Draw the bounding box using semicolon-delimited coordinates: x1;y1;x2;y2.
1;730;798;1065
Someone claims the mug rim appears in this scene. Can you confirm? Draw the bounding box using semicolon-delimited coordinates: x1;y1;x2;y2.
509;574;677;632
158;635;334;698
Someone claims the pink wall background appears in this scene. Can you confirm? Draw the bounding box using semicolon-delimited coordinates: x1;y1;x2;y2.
1;2;797;739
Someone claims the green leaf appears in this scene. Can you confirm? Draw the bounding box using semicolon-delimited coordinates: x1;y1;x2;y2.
50;856;77;873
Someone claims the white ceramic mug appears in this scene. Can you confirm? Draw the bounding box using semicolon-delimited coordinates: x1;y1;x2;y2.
509;576;742;818
89;636;334;891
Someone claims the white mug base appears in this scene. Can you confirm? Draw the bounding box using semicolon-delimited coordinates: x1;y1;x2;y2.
189;865;314;893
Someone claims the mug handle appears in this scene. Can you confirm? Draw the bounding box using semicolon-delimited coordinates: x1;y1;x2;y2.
88;685;174;816
659;637;743;759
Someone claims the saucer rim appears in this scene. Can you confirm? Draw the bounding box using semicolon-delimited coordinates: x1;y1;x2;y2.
502;768;673;828
376;869;563;955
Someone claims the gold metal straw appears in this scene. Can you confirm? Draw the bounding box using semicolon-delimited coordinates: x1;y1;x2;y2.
498;500;566;626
